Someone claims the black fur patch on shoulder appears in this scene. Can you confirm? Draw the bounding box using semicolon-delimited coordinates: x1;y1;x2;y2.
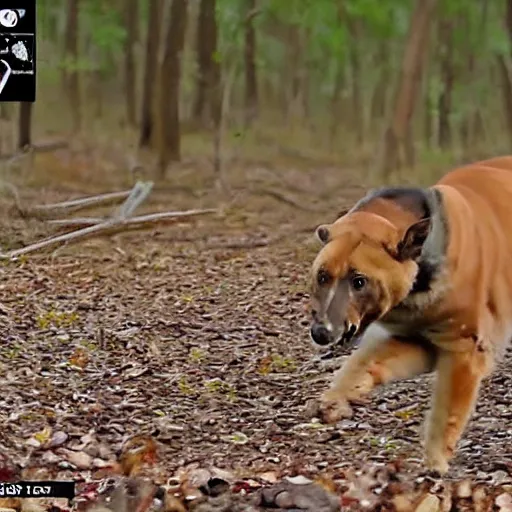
370;187;431;220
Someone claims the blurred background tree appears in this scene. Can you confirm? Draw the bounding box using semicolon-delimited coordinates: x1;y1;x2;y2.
4;0;512;183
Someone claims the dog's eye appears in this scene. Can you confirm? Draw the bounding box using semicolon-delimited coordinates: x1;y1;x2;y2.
351;275;367;291
317;269;331;286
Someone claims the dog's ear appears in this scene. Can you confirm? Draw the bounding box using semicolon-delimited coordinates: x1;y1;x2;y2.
396;218;431;261
315;224;331;245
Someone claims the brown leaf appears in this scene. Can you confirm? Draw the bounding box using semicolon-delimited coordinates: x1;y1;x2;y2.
69;347;90;368
60;448;93;469
118;436;158;477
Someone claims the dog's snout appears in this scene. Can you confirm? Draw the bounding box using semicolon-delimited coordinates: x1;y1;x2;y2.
310;323;332;346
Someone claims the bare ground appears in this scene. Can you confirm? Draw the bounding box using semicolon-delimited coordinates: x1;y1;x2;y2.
0;160;512;510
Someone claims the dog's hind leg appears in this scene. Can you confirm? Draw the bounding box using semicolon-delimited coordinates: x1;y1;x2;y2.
424;346;492;475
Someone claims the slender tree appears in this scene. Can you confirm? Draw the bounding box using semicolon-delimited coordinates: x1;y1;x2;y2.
193;0;220;128
377;0;438;175
347;16;363;145
139;0;163;148
158;0;188;175
500;0;512;146
437;19;454;149
244;0;258;126
124;0;139;127
18;102;32;149
64;0;80;133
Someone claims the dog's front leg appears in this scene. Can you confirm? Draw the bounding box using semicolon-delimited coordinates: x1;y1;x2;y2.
320;328;436;423
424;347;491;475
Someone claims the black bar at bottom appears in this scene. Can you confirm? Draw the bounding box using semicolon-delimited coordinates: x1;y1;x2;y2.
0;481;75;500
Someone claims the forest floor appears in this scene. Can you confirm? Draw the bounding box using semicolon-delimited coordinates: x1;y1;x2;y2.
0;151;512;511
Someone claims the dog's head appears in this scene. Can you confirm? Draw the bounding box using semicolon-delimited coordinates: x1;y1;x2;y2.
309;210;430;347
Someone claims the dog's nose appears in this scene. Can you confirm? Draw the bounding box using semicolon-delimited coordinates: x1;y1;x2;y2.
310;323;332;346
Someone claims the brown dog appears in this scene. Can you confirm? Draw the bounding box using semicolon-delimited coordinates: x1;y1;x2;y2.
309;156;512;474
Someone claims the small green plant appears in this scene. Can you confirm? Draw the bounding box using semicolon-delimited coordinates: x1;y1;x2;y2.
204;378;237;401
5;345;21;359
270;354;297;372
36;310;80;329
384;440;399;451
365;435;399;451
258;353;297;375
189;347;206;363
177;376;195;395
394;408;417;420
79;339;97;351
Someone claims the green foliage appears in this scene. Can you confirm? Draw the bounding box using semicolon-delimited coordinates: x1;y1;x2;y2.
81;1;126;51
36;310;80;330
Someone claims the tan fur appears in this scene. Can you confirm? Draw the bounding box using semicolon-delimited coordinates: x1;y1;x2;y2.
309;156;512;474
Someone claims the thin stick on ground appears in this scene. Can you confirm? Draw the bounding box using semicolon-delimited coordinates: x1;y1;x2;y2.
248;186;325;212
18;190;135;218
0;208;218;259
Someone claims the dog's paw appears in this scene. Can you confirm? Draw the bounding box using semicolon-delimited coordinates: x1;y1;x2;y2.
425;450;450;476
319;395;353;423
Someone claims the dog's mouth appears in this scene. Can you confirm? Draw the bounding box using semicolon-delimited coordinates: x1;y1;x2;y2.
338;323;358;344
316;323;361;360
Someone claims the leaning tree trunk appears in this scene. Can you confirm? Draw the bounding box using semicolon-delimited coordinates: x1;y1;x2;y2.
124;0;139;127
18;102;32;149
347;16;363;146
498;57;512;146
244;0;258;126
377;0;438;176
158;0;188;176
500;0;512;147
437;19;454;149
370;42;390;123
139;0;162;148
64;0;80;133
192;0;220;128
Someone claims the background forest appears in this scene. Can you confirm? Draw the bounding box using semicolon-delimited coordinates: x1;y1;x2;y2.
2;0;511;186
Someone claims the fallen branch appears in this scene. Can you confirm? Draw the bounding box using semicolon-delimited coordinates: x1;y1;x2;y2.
47;218;104;228
19;190;136;219
0;208;218;259
0;140;69;162
206;237;279;250
113;181;154;220
249;187;325;212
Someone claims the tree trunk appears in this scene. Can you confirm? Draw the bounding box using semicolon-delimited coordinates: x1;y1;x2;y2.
158;0;188;176
424;76;433;149
370;43;390;122
437;19;454;149
18;102;32;149
498;56;512;146
244;0;258;126
347;17;363;145
139;0;163;148
192;0;220;128
286;24;302;123
124;0;139;127
377;0;437;176
460;0;488;156
64;0;80;133
501;0;512;146
328;63;345;150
